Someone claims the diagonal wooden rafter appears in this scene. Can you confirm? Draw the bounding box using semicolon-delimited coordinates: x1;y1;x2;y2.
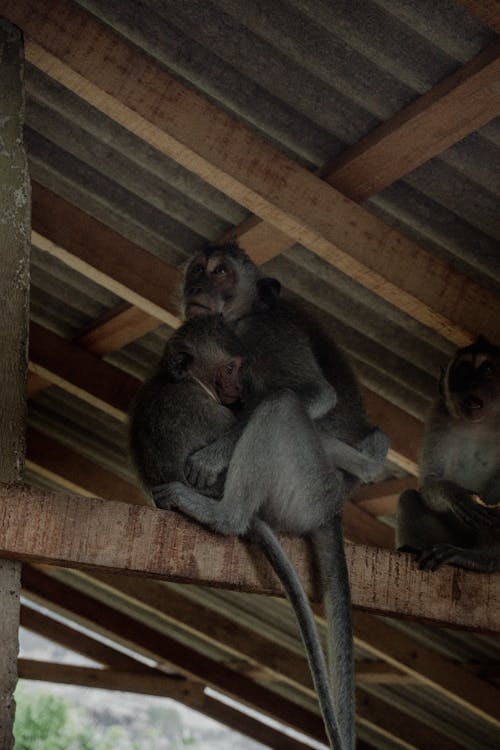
456;0;500;32
2;483;498;631
3;0;499;344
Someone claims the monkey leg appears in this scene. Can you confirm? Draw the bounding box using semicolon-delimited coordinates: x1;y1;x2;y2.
417;543;500;573
396;489;458;553
153;480;258;535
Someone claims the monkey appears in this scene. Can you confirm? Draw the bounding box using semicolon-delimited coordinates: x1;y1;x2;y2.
130;314;349;749
397;336;500;573
152;241;389;750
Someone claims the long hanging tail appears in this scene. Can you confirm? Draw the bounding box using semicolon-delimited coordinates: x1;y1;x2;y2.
250;516;344;750
312;519;354;750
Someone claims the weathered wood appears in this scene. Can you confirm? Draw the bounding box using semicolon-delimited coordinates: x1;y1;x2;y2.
78;303;162;356
22;566;328;743
2;0;499;344
2;485;498;631
0;19;30;750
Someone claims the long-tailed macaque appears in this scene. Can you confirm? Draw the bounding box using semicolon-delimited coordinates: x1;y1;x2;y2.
397;336;500;572
130;314;347;748
151;242;389;750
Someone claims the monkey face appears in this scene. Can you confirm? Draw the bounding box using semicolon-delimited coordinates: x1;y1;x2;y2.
182;244;261;323
446;346;500;423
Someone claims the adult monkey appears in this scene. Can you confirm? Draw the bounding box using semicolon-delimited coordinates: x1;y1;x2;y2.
159;241;388;750
397;337;500;572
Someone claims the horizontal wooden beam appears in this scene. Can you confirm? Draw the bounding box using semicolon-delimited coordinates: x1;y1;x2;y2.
352;478;418;517
4;0;499;344
3;485;498;631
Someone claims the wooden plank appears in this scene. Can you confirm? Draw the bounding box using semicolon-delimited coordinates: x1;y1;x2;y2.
18;659;204;702
28;322;141;421
343;503;394;548
456;1;500;32
78;303;162;356
0;18;30;750
21;566;327;744
2;485;498;631
3;0;499;344
30;183;181;329
352;478;418;517
319;42;500;201
353;611;500;728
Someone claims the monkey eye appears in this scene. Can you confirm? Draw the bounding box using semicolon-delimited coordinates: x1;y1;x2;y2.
479;361;494;377
190;263;204;277
213;264;227;275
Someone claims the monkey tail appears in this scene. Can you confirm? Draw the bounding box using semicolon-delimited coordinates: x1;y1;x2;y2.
250;516;344;750
312;519;354;750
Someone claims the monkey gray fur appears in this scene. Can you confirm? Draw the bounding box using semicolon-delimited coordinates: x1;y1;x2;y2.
397;336;500;572
153;242;389;750
130;314;344;749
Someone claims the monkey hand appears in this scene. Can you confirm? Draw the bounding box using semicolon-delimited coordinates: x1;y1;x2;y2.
450;489;500;529
185;443;229;493
417;543;465;572
354;427;389;482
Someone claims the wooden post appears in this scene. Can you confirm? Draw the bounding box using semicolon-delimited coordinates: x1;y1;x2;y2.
0;18;30;749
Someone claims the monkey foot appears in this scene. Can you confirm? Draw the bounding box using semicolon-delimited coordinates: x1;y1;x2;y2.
151;482;180;510
417;543;463;572
357;427;389;464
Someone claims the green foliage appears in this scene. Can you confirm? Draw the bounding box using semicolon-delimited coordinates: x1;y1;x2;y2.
14;686;199;750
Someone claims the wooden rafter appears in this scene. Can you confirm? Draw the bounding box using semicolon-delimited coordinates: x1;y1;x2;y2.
3;0;499;344
456;0;500;32
2;484;498;630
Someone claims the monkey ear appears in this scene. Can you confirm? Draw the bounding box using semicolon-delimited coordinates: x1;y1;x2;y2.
165;351;193;382
256;277;281;310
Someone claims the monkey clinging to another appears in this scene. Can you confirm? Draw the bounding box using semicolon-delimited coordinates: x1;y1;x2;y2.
397;336;500;572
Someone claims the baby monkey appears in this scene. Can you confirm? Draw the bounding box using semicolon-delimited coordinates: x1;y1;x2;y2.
130;314;346;747
397;336;500;572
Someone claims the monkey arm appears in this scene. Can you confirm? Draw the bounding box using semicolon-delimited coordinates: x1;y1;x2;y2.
185;423;245;492
316;422;389;483
422;479;500;529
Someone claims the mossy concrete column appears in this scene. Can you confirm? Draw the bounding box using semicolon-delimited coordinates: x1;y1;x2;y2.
0;17;30;750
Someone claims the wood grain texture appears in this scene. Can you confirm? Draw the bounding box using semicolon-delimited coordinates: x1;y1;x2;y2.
3;0;498;344
3;485;499;631
0;19;30;750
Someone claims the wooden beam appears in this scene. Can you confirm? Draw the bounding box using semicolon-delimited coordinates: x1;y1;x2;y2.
456;1;500;32
28;322;141;421
4;0;499;344
0;18;30;750
353;611;500;728
18;658;203;702
2;485;498;630
352;478;418;517
22;566;328;744
77;303;162;356
30;183;181;329
343;503;394;548
318;42;500;201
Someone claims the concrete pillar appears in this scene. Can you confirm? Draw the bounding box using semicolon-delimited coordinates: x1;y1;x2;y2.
0;17;30;749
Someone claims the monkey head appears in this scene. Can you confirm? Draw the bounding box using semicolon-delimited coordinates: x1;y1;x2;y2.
162;315;246;405
182;242;281;322
441;336;500;423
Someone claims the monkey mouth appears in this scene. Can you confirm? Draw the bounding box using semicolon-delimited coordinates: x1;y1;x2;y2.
460;395;484;421
185;302;213;318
